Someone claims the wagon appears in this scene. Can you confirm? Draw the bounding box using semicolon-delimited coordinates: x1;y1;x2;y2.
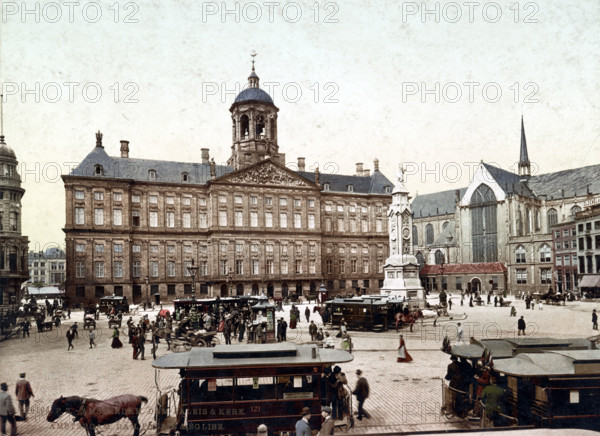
171;330;220;352
108;316;122;328
83;315;96;330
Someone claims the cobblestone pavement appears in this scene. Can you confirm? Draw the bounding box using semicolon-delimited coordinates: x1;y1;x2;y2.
1;297;598;435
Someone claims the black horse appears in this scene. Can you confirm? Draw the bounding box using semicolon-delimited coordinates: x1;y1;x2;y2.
47;394;147;436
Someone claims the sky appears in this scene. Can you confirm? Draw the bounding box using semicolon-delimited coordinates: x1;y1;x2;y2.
1;0;599;250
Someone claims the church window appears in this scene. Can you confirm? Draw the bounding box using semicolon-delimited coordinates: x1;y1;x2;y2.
412;225;418;245
442;221;449;230
425;224;434;245
570;205;582;218
515;246;526;263
434;250;445;265
539;244;551;262
470;184;497;263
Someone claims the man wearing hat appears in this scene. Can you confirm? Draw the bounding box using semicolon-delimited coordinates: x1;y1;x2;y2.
0;382;17;435
352;369;370;420
15;373;34;420
318;406;334;435
295;406;312;436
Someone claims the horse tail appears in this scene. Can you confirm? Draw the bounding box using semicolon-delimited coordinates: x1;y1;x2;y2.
139;396;148;404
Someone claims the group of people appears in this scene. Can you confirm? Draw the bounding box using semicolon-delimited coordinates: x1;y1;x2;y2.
295;367;371;435
0;373;34;436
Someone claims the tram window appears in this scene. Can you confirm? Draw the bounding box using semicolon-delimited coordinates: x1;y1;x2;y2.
278;376;316;400
189;378;233;403
236;377;276;401
570;390;579;404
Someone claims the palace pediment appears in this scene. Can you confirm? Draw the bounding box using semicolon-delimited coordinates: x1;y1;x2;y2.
213;159;317;188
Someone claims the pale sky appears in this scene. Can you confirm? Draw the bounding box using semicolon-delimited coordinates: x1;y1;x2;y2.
1;0;599;249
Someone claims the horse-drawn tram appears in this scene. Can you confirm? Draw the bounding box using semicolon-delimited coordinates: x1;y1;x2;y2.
326;295;404;330
442;337;600;430
152;343;353;435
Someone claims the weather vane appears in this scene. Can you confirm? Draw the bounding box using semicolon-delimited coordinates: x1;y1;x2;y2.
251;50;257;70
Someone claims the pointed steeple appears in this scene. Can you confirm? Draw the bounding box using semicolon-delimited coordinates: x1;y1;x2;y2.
518;116;531;180
248;50;259;88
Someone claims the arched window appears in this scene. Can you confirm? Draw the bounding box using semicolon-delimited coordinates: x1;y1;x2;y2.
416;252;425;270
282;283;289;298
412;225;418;245
236;283;244;296
539;244;551;262
435;250;445;265
570;205;582;218
515;245;526;263
470;184;497;262
240;115;249;137
255;115;265;137
252;283;259;296
425;224;434;245
547;208;558;227
442;221;449;230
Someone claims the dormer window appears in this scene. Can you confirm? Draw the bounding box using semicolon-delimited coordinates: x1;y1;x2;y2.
384;186;391;194
148;170;157;180
181;172;189;182
323;183;330;191
94;165;103;176
347;185;354;192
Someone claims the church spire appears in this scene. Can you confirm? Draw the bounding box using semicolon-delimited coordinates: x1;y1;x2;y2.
248;50;259;88
518;116;531;179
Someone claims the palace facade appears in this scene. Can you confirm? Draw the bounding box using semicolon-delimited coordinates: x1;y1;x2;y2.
63;65;393;304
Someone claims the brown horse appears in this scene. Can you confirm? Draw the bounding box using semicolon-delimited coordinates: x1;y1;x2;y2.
47;394;148;436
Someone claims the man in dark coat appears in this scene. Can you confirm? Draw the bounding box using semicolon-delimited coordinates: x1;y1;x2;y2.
135;332;146;360
305;306;310;323
308;320;318;341
593;310;598;330
518;316;526;336
352;369;370;420
281;318;288;341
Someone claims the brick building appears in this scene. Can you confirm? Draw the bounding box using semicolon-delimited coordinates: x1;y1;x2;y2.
62;65;393;305
551;221;578;294
576;202;600;297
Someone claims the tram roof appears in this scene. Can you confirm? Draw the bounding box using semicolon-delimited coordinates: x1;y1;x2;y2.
152;343;354;369
327;296;404;306
450;337;593;359
494;350;600;376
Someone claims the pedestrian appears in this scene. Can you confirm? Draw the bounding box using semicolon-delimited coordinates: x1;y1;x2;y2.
67;307;71;319
316;328;324;342
224;319;232;345
448;298;453;310
238;320;246;342
66;327;75;350
456;322;465;345
111;327;123;348
88;330;96;348
469;296;473;307
15;373;34;420
0;382;17;436
352;369;370;421
309;320;317;341
305;306;310;323
494;296;498;307
281;318;288;341
131;328;139;359
135;331;146;360
593;310;598;330
151;327;160;359
481;376;506;427
397;335;413;362
21;319;30;338
518;316;526;336
318;406;334;435
295;407;312;436
276;318;282;342
538;300;543;311
510;306;517;317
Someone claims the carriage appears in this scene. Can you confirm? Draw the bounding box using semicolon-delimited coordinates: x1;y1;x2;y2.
152;343;353;435
170;329;220;352
99;296;130;314
442;337;600;429
83;315;96;330
108;315;122;328
325;295;404;331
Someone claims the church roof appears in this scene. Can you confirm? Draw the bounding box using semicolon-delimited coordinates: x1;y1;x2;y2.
421;262;507;275
529;164;600;200
412;188;466;218
482;163;535;198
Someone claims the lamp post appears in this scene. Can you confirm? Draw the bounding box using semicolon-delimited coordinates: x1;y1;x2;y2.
187;259;199;301
145;276;149;305
227;267;233;297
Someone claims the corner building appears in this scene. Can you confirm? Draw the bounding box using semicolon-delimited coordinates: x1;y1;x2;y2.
63;66;393;305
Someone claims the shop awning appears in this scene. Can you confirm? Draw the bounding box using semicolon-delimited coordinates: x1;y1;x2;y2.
580;275;600;288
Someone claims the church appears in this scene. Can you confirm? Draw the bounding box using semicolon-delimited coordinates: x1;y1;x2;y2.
62;62;394;304
411;119;600;297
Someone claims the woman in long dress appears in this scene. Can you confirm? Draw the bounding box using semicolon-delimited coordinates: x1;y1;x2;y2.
111;327;123;348
397;335;412;362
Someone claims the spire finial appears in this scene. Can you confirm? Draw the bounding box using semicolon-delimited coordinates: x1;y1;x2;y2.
96;130;103;148
248;51;260;88
251;50;257;72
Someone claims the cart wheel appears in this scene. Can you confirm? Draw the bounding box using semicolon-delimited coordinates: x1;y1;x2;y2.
210;336;221;347
196;339;208;347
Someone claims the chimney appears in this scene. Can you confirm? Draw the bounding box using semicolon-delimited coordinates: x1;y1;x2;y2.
373;158;379;171
120;140;129;158
355;163;363;177
298;157;306;172
201;148;210;164
364;169;371;177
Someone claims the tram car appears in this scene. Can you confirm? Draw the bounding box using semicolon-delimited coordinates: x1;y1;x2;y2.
98;295;129;314
152;343;353;435
325;295;404;330
443;337;600;430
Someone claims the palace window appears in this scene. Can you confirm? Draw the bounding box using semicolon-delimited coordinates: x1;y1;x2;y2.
166;212;175;227
75;262;85;278
149;195;158;204
182;212;191;228
308;214;315;229
167;262;175;277
75;207;84;225
250;211;258;227
114;261;123;278
235;211;243;227
113;209;122;226
75;190;85;199
94;261;104;278
132;210;140;227
94;208;104;226
76;243;85;253
149;211;158;227
93;191;104;201
219;211;227;226
265;212;273;227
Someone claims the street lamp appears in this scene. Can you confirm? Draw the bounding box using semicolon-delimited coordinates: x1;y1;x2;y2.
187;259;199;301
145;276;149;305
227;267;233;297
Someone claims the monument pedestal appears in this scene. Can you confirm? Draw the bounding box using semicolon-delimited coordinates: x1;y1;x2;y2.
381;254;425;308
